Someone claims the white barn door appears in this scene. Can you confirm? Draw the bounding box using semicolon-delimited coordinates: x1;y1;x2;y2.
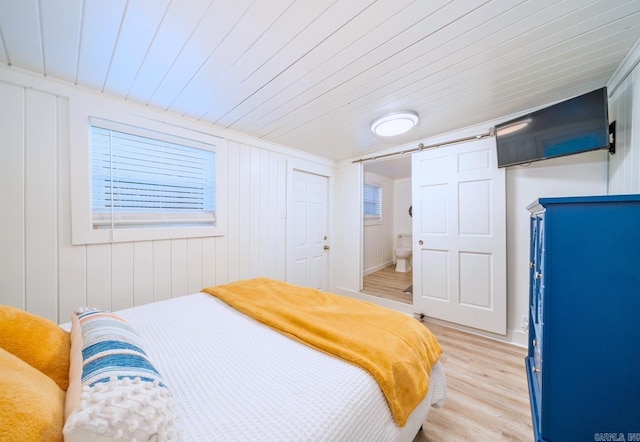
290;170;329;290
412;137;506;334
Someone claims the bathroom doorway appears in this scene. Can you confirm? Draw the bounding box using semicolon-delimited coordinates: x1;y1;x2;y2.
361;156;413;305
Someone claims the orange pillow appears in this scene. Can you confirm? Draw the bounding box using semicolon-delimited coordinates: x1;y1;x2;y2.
0;304;70;390
0;347;65;441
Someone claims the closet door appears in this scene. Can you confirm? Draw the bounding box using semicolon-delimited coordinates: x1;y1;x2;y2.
290;170;330;291
411;137;506;334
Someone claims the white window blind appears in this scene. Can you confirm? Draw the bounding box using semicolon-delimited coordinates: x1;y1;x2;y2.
363;183;382;220
91;125;216;229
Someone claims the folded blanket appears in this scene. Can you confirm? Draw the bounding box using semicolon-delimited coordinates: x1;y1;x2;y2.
202;278;442;427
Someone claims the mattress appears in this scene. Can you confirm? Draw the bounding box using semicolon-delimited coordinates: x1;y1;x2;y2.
112;293;446;441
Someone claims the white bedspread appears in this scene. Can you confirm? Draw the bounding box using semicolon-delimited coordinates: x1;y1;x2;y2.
114;293;446;441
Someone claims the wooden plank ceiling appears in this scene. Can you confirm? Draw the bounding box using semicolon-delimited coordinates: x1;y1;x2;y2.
1;0;639;161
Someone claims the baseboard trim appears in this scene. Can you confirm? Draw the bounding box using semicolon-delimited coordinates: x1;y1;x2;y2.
334;287;414;315
363;261;394;276
421;317;528;349
335;286;527;348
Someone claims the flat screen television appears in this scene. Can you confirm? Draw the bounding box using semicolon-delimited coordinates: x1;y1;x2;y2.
495;87;610;168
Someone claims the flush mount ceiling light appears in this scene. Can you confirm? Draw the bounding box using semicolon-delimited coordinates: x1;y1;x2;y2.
370;111;419;137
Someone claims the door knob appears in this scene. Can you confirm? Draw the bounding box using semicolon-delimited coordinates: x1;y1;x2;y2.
324;245;330;250
418;240;423;245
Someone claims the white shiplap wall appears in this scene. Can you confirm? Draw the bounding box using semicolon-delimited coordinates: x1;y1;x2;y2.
0;67;332;323
362;171;394;275
608;43;640;194
393;178;412;240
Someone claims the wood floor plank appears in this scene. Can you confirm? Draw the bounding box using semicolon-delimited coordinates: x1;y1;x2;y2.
362;265;412;304
415;321;532;442
362;264;532;441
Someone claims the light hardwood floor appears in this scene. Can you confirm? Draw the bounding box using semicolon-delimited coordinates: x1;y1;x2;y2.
362;265;412;304
363;265;532;441
415;321;532;442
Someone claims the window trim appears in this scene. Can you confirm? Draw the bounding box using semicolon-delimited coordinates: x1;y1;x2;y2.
70;110;227;245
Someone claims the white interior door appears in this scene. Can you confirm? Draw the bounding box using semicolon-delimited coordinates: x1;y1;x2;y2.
291;170;329;290
412;137;506;334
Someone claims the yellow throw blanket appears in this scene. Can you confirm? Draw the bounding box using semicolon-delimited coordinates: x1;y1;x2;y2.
202;278;443;427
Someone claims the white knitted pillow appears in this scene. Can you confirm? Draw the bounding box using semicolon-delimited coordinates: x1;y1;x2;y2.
63;309;179;441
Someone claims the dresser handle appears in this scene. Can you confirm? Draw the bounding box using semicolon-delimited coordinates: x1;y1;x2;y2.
533;367;541;373
529;262;535;269
533;339;538;346
535;272;542;279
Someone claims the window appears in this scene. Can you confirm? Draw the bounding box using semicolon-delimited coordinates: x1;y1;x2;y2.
363;183;382;222
71;114;227;245
91;125;216;229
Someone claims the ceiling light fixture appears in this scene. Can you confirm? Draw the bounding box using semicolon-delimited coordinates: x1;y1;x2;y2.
370;111;419;137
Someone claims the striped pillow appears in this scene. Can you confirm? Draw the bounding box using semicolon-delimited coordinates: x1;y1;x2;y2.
77;310;164;387
63;309;179;441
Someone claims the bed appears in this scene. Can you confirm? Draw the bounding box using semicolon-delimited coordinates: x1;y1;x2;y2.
0;278;446;441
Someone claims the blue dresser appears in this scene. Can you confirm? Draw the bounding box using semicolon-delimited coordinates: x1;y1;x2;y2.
526;195;640;441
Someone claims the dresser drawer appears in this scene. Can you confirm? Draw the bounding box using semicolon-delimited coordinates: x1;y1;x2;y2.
530;328;542;387
525;356;542;441
527;326;542;434
533;339;541;380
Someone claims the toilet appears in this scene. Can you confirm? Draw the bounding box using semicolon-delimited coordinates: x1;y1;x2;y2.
394;233;412;272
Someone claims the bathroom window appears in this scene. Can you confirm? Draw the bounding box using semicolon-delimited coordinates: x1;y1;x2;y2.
363;183;382;223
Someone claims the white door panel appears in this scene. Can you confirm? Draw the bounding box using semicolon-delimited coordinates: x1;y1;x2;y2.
291;170;329;290
412;137;506;334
